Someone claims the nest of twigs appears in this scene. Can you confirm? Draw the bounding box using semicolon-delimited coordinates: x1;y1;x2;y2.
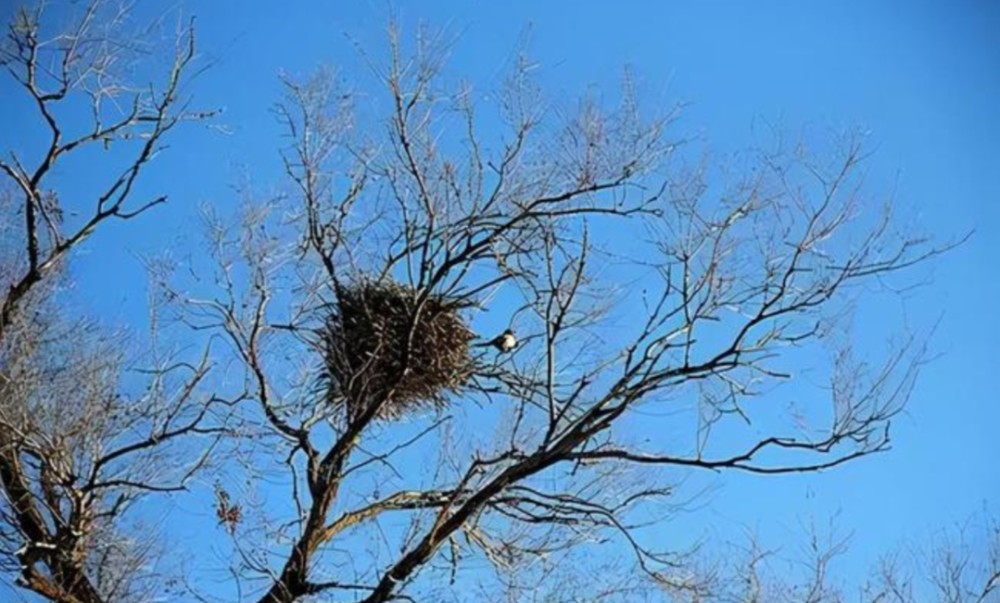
320;280;474;421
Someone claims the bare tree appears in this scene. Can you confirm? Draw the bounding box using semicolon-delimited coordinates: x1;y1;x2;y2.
0;4;973;603
0;3;225;602
657;511;1000;603
184;28;954;603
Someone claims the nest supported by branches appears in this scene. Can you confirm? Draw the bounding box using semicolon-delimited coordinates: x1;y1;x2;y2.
320;280;474;421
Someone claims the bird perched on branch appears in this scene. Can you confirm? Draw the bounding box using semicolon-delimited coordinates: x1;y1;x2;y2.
476;328;517;353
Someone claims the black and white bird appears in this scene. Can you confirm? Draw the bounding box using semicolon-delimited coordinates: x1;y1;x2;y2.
477;328;517;353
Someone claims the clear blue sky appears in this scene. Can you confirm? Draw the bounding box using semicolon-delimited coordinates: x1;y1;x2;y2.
2;0;998;599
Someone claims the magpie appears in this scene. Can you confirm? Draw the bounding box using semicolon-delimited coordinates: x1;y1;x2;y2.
476;328;517;353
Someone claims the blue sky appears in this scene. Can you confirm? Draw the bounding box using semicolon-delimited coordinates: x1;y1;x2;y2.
2;0;998;599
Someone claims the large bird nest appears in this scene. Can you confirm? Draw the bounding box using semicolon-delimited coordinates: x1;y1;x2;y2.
320;280;474;421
